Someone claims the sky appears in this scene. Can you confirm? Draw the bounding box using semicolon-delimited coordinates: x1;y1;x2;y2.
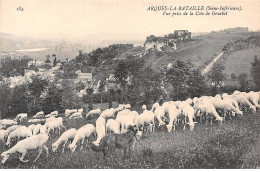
1;0;260;41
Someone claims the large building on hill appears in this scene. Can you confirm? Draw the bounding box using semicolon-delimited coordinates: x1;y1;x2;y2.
144;30;192;54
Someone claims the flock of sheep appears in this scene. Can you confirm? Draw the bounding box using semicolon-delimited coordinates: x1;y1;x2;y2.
0;90;259;164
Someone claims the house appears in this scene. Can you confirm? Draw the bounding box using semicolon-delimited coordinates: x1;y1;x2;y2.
78;73;92;81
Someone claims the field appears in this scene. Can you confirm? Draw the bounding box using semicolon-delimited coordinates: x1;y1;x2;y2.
1;109;260;169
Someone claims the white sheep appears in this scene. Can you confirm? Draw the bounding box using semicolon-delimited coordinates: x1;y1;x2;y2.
27;124;36;134
134;110;155;132
1;134;49;164
69;112;83;119
142;105;147;111
14;113;27;122
212;98;243;121
246;91;260;108
52;128;77;153
86;108;101;119
77;108;83;113
180;102;196;131
231;95;256;113
65;109;78;117
151;102;159;112
33;124;42;135
28;119;46;123
39;125;48;134
6;126;32;147
154;106;166;126
117;111;138;133
46;117;66;135
0;119;17;127
0;130;10;148
194;101;223;124
100;108;116;118
106;119;120;134
92;117;106;146
6;125;20;132
33;111;44;118
69;124;96;152
45;111;59;118
166;106;181;132
116;109;131;119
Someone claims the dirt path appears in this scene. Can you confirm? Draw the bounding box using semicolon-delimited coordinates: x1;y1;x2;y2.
201;52;224;76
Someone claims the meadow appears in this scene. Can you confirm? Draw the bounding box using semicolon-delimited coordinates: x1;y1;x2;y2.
0;108;259;169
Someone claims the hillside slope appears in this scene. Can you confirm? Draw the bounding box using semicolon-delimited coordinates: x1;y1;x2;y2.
143;32;259;69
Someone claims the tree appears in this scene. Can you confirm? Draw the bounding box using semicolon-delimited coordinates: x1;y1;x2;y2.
164;60;193;100
53;57;57;67
108;88;115;108
10;84;29;116
83;88;94;111
61;82;81;110
98;80;106;105
45;55;51;63
187;68;208;98
0;84;12;118
42;83;63;114
250;55;260;89
230;73;237;80
208;62;227;95
238;73;249;91
27;75;48;109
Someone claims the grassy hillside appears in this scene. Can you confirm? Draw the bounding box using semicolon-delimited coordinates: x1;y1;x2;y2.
143;32;260;69
1;110;259;169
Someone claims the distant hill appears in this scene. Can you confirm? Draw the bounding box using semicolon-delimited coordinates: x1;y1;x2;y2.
142;31;260;69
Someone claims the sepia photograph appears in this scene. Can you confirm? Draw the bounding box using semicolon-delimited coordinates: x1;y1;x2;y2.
0;0;260;169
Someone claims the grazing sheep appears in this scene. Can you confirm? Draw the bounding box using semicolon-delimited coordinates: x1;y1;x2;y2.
116;111;138;133
0;130;10;148
185;98;193;106
100;108;117;118
194;101;223;124
27;124;36;134
212;99;243;121
33;124;42;135
52;128;77;153
180;102;196;131
46;117;66;135
91;125;138;160
154;106;166;126
45;111;59;118
1;134;49;164
39;125;48;134
106;119;120;134
135;110;155;133
166;106;182;132
151;102;159;112
33;111;44;118
0;119;17;127
69;124;96;153
65;109;78;117
246;91;260;108
92;117;106;146
28;119;46;123
231;95;256;113
116;109;131;119
86;108;101;119
77;108;83;113
6;125;20;132
69;112;83;119
6;126;32;147
142;105;147;111
14;113;27;122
